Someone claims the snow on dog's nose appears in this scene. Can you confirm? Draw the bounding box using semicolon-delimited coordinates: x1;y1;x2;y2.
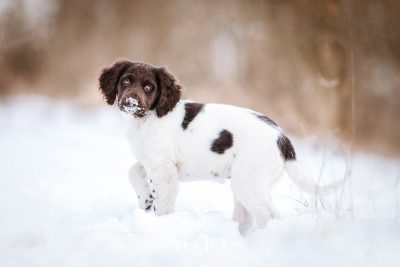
120;97;147;117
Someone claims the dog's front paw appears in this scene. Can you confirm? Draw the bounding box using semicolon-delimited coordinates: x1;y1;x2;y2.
153;206;174;216
153;198;175;216
137;194;155;212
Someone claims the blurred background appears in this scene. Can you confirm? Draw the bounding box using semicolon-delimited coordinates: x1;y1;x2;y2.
1;0;399;156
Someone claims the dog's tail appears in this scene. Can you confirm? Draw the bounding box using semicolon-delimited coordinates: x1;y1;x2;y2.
284;160;344;195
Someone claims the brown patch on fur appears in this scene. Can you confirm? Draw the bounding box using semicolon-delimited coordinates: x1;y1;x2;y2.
155;67;182;117
254;113;278;127
182;103;204;130
277;134;296;160
211;129;233;154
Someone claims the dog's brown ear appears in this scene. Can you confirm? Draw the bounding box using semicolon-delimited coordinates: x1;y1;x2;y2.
98;60;132;105
155;67;182;117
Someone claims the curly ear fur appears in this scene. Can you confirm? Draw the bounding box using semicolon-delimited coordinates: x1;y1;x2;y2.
155;67;182;117
98;61;132;105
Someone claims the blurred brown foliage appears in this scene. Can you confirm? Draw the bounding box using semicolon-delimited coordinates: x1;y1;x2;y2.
0;0;399;155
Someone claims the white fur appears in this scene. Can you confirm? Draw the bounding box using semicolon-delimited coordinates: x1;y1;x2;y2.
126;100;331;234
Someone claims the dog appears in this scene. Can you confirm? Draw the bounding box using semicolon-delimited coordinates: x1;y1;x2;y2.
98;60;341;234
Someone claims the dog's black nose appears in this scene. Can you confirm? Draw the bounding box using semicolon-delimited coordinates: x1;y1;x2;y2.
123;97;139;107
119;97;146;117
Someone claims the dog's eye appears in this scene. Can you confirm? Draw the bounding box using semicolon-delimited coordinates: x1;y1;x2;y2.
143;84;153;92
121;78;131;87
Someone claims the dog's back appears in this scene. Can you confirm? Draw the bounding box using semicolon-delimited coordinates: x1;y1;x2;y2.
176;101;285;185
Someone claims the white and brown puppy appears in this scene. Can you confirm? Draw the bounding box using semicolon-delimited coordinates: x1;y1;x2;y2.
98;60;340;234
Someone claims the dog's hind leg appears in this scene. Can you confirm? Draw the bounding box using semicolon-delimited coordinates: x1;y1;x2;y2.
235;184;279;231
128;163;154;212
233;199;256;235
232;195;246;222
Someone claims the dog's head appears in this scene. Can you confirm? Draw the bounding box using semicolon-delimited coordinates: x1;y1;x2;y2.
98;60;181;118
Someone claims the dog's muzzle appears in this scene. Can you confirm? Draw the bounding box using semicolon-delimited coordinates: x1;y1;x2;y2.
119;97;147;117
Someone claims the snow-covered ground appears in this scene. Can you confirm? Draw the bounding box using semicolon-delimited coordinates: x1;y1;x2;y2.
0;96;399;267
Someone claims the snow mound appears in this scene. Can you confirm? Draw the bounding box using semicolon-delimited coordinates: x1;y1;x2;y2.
0;96;399;267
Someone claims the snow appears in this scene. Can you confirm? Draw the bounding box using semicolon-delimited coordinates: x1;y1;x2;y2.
0;96;399;267
119;97;146;116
